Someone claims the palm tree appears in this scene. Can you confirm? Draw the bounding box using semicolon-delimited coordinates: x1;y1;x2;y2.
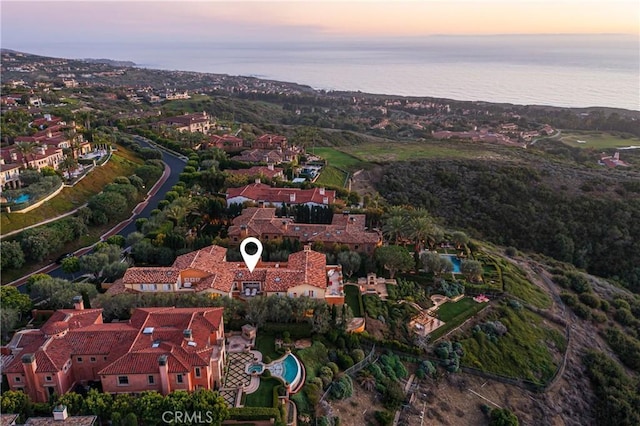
357;370;376;392
382;215;408;244
59;155;78;181
14;141;36;168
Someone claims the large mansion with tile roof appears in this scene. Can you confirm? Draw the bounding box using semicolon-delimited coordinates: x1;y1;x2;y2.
1;300;225;403
157;112;212;133
108;244;344;305
226;182;336;207
229;207;381;254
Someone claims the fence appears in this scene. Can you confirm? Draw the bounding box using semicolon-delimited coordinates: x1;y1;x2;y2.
318;345;377;404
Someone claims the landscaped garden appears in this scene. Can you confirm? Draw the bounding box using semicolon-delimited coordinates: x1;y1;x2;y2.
244;377;281;407
344;284;363;317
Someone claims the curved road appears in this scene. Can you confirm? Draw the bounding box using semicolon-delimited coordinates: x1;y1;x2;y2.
9;136;187;289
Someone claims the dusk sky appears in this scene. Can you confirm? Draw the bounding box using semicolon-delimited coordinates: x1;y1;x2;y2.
2;0;639;50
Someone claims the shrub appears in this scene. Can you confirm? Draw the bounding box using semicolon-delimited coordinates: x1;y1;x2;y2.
579;293;601;309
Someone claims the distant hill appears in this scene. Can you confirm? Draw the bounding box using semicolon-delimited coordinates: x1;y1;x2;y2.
82;58;136;67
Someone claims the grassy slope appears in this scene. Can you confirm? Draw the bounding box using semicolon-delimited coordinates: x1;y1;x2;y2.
344;284;363;317
1;146;143;234
558;130;640;149
460;306;566;384
312;147;365;171
315;165;347;188
338;140;496;162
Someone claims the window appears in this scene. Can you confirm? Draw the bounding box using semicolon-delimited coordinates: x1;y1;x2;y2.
77;357;83;363
164;284;171;291
14;376;21;383
90;357;96;363
148;375;155;385
176;374;184;384
118;376;129;386
103;357;108;361
45;376;52;382
308;290;315;297
195;367;201;378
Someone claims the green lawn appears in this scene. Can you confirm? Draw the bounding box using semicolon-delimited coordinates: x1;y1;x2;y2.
460;306;566;384
315;165;348;188
339;140;494;162
558;130;640;149
255;333;279;361
244;377;280;407
1;146;143;234
430;297;488;341
312;147;365;171
344;284;363;317
437;297;478;322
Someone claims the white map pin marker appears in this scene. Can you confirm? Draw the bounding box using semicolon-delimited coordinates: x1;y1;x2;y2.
240;237;263;273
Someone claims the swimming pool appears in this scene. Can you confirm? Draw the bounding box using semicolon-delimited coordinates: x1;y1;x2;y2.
14;194;30;204
440;254;461;274
247;363;264;374
266;353;303;391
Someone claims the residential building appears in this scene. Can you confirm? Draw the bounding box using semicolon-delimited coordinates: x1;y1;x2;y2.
228;207;381;254
206;134;244;151
226;182;336;207
1;299;226;403
599;151;630;168
108;244;344;305
0;145;64;172
1;162;22;190
158;112;212;133
233;147;302;165
226;165;284;180
252;134;288;150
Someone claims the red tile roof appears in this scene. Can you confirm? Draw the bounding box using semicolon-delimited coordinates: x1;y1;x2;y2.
226;183;335;205
122;267;180;284
227;166;284;179
2;307;224;380
228;207;381;246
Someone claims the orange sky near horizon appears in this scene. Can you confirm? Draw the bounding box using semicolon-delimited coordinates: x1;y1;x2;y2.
1;0;638;41
212;1;640;36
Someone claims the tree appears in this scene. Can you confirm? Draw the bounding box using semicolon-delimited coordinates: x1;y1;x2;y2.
0;390;29;414
451;231;469;249
1;308;19;341
20;231;51;262
59;155;78;180
420;252;453;276
461;259;483;282
246;296;269;328
83;389;113;420
61;256;81;278
190;389;229;425
14;141;36;168
311;302;331;334
56;392;84;416
382;215;407;244
489;408;519;426
79;253;110;280
88;191;128;224
1;240;25;269
375;245;414;279
337;251;361;279
0;286;32;314
357;370;376;391
135;391;166;426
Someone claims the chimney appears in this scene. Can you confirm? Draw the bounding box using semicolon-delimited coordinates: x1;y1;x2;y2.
289;193;296;203
72;295;84;310
323;197;329;204
53;405;69;421
183;329;192;340
240;225;248;237
267;163;274;171
10;152;17;161
255;178;261;184
281;220;288;231
158;355;171;395
46;130;52;138
303;245;311;252
319;187;325;195
22;354;38;400
36;146;46;155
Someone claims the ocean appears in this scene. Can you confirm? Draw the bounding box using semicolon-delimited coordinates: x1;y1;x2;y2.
14;35;640;110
